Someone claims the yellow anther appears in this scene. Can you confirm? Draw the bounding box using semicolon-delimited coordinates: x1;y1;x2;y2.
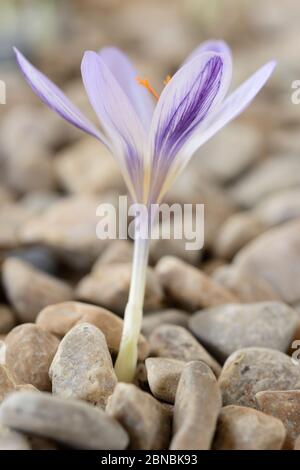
163;74;172;85
136;76;159;100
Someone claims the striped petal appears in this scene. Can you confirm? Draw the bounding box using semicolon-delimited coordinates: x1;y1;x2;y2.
148;51;232;201
99;47;154;131
14;47;107;145
81;51;147;200
183;60;276;158
183;39;232;66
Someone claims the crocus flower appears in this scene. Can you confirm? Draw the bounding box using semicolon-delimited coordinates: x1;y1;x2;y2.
14;41;275;381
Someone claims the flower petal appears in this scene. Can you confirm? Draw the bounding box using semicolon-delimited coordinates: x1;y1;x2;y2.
183;39;232;65
183;60;276;158
13;47;107;144
81;51;147;200
99;47;154;130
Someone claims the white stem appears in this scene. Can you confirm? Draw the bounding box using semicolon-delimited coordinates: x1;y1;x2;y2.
114;235;150;382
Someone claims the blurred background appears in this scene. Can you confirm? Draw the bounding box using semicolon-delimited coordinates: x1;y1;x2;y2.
0;0;300;297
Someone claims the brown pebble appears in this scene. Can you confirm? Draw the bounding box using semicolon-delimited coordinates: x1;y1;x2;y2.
0;365;16;402
0;305;16;335
213;405;286;450
2;258;73;322
145;357;184;404
5;324;59;390
36;301;148;360
76;263;163;315
156;256;237;311
170;361;222;450
106;383;171;450
256;390;300;449
219;347;300;409
149;324;221;376
142;309;189;338
50;323;117;408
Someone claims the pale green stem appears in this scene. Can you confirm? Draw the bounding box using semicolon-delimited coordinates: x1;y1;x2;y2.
114;235;150;382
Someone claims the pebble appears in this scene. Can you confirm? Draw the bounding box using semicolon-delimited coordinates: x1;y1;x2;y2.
254;188;300;228
149;325;221;376
213;264;281;302
36;301;148;360
20;195;114;269
230;154;300;208
0;391;128;450
92;240;133;267
2;258;73;322
50;323;117;408
106;383;171;450
155;256;237;311
0;425;31;450
214;213;265;260
9;246;59;276
0;342;6;365
142;309;189;337
219;347;300;408
170;361;222;450
5;324;59;391
0;305;16;334
213;405;286;450
256;390;300;449
54;138;124;194
145;357;185;404
189;302;298;362
199;123;261;183
234;219;300;303
0;365;16;402
0;203;31;250
76;263;163;315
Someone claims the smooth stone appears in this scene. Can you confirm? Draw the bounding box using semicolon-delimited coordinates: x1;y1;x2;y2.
8;246;59;276
0;305;16;334
0;425;31;450
156;256;237;312
149;324;221;377
213;264;281;302
214;213;265;260
0;341;6;365
76;263;163;315
0;391;128;450
36;301;148;360
106;383;171;450
234;220;300;303
2;258;73;322
170;361;222;450
5;324;59;391
54;138;124;195
254;188;300;228
189;302;298;362
213;405;286;450
0;365;16;402
20;195;114;269
230;154;300;208
142;309;189;337
198;123;261;183
219;347;300;409
0;203;31;250
256;390;300;450
92;240;133;267
145;357;184;404
50;323;117;408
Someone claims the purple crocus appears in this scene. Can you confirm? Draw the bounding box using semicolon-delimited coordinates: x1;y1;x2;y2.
14;41;275;381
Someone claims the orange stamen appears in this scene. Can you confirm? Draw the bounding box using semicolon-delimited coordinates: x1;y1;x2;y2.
163;74;172;85
136;76;159;100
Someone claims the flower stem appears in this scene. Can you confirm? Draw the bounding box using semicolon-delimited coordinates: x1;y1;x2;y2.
114;235;150;382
